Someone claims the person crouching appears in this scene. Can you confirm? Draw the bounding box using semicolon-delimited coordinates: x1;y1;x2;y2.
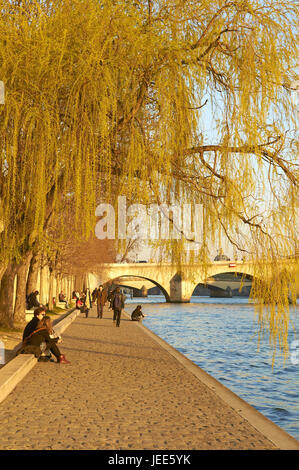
131;305;145;322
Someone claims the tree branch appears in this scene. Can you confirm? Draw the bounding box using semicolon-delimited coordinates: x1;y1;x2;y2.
184;138;298;186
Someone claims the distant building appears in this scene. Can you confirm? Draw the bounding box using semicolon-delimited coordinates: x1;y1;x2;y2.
214;248;230;261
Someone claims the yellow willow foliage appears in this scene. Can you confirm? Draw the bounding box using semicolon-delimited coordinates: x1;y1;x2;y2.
0;0;298;361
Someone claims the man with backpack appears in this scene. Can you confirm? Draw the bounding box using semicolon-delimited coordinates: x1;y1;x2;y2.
111;287;125;327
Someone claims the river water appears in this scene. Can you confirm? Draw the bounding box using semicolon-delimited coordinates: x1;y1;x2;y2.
125;296;299;441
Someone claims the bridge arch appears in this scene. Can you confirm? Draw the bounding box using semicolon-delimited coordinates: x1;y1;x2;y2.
104;275;171;302
204;271;255;282
191;271;254;298
204;264;256;278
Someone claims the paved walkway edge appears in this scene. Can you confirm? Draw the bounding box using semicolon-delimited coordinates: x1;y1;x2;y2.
124;311;299;450
0;355;37;405
0;307;79;405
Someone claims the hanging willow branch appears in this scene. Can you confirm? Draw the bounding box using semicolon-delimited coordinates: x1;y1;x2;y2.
0;0;298;362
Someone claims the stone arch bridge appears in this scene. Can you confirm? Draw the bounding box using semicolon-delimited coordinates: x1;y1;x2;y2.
96;261;258;303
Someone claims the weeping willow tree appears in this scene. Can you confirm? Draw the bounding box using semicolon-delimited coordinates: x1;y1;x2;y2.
0;0;298;360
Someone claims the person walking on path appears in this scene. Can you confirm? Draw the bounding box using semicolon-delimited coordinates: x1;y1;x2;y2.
112;287;125;327
83;288;92;318
96;285;107;319
107;288;116;309
91;288;97;303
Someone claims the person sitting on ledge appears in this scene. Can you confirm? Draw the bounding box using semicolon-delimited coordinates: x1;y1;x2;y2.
131;305;146;322
22;306;46;342
26;290;41;309
40;316;62;361
76;297;83;310
20;319;70;364
58;291;69;308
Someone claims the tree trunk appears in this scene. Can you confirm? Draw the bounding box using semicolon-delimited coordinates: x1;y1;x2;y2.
0;262;18;328
71;276;74;300
74;275;79;292
67;276;72;301
26;251;40;296
39;254;49;306
14;254;32;326
55;274;61;305
0;262;7;284
48;270;54;311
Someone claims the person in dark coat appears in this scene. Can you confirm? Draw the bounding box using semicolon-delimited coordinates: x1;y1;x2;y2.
91;288;97;303
131;305;145;322
107;288;116;309
112;287;125;327
22;306;46;341
26;290;41;309
83;288;92;318
23;319;70;364
96;285;107;319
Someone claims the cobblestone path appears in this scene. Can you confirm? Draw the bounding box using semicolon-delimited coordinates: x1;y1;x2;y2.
0;307;276;450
